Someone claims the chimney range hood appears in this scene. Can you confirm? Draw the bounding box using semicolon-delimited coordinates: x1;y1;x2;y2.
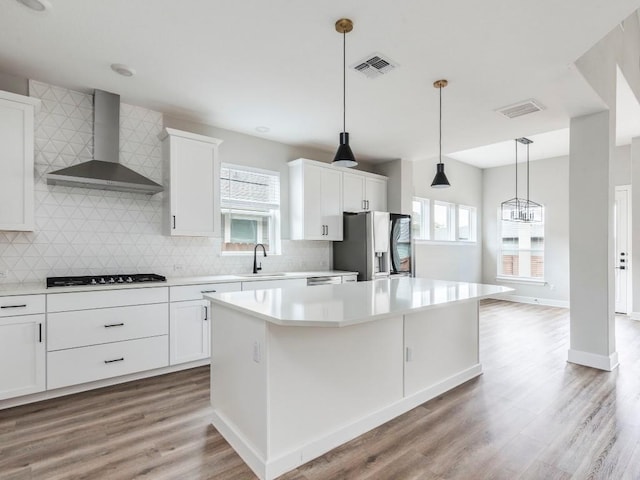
46;90;164;195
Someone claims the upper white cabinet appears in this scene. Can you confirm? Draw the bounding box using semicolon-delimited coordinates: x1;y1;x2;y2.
342;171;387;212
0;91;40;231
161;128;223;236
289;159;343;240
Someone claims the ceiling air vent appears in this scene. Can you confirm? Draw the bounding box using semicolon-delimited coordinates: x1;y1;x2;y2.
496;99;545;119
351;53;397;79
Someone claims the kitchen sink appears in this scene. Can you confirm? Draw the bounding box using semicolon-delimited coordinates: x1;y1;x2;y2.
237;272;301;278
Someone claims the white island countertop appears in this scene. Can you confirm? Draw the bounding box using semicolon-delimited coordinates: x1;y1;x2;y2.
205;277;512;327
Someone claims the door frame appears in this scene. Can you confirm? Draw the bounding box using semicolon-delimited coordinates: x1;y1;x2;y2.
615;185;632;314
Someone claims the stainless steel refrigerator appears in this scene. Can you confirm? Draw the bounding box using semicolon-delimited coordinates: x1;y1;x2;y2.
333;211;412;281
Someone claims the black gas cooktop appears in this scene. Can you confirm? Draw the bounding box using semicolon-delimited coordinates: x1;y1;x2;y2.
46;273;167;288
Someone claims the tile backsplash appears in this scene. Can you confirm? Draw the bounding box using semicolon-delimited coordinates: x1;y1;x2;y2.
0;81;330;284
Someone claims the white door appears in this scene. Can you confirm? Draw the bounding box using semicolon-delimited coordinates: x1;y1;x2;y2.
615;186;631;314
321;168;343;240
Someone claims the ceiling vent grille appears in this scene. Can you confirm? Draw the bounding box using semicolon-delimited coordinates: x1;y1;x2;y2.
351;53;397;79
496;99;545;119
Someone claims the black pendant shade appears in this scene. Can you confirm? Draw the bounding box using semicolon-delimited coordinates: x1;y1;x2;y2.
431;162;450;188
333;132;357;167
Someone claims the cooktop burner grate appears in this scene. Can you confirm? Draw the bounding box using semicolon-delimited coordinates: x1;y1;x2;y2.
46;273;167;288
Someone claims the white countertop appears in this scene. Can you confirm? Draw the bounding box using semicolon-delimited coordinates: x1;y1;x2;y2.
205;277;513;327
0;271;357;296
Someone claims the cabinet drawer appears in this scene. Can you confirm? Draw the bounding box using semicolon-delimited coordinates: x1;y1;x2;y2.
47;287;168;312
342;275;358;283
170;282;241;302
241;278;307;291
47;335;168;389
0;294;45;317
48;303;169;351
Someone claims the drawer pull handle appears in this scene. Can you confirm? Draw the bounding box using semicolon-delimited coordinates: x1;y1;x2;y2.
204;306;208;321
104;323;125;328
201;290;217;294
1;304;27;309
39;323;42;343
104;357;124;364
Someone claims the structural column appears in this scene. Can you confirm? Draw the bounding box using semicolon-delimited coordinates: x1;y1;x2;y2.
631;137;640;319
568;110;618;371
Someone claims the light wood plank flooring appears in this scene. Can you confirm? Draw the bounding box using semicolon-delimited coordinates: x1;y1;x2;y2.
2;300;640;479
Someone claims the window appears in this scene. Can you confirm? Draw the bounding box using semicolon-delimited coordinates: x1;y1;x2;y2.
498;215;544;280
433;201;455;241
412;197;477;243
412;198;430;240
220;164;281;254
457;205;477;242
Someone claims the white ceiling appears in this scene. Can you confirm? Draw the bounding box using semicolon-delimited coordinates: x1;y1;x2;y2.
450;66;640;168
1;0;639;166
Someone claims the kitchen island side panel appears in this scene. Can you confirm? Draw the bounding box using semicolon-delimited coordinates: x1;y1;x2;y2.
211;304;268;460
266;316;404;458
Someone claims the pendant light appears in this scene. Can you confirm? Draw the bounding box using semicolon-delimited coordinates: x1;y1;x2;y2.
500;137;543;222
431;79;450;188
332;18;357;168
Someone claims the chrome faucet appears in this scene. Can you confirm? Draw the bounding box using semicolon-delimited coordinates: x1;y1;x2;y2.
253;244;267;274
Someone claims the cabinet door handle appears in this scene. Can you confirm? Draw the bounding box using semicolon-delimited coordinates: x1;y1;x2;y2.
104;357;124;364
1;304;27;309
204;306;208;321
201;290;217;294
38;323;42;343
104;323;125;328
172;215;176;229
325;225;329;236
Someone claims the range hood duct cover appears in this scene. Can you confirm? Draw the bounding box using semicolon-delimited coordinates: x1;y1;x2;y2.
46;90;164;195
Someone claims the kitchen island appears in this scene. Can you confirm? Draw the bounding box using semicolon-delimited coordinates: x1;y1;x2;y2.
204;277;511;480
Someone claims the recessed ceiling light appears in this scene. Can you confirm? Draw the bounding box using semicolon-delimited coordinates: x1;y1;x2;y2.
111;64;136;77
16;0;51;11
255;126;270;133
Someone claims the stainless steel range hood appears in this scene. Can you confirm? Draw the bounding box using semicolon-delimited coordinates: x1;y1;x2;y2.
46;90;164;195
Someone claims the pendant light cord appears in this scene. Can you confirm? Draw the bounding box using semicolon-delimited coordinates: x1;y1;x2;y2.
438;85;442;164
515;140;518;200
526;142;530;202
342;30;346;133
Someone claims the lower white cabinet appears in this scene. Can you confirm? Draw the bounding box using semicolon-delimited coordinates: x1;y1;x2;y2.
48;336;168;390
0;313;45;400
169;282;241;366
46;288;169;389
170;300;210;365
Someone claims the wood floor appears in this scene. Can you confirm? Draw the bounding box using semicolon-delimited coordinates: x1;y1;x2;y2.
2;300;640;479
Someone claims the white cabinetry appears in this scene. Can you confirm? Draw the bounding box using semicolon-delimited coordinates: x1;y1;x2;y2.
161;128;222;236
0;295;45;400
342;171;387;213
0;91;40;231
47;287;169;389
169;282;241;365
289;159;343;240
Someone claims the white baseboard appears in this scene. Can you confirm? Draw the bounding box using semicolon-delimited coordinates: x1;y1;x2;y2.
212;364;483;480
489;294;569;308
0;359;209;411
567;349;619;371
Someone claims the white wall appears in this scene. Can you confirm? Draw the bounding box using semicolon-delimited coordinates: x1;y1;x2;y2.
412;156;483;282
482;145;632;306
0;80;335;284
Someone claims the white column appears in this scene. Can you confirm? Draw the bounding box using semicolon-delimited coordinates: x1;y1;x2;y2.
568;110;618;371
631;137;640;319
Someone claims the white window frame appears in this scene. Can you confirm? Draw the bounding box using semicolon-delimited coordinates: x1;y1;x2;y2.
220;164;281;255
497;209;545;283
433;200;456;242
412;197;430;240
457;205;477;242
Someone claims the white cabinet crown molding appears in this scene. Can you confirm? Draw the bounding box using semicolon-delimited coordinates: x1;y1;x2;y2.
159;127;223;145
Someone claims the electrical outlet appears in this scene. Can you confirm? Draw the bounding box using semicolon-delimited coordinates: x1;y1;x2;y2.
173;264;184;272
0;270;7;279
